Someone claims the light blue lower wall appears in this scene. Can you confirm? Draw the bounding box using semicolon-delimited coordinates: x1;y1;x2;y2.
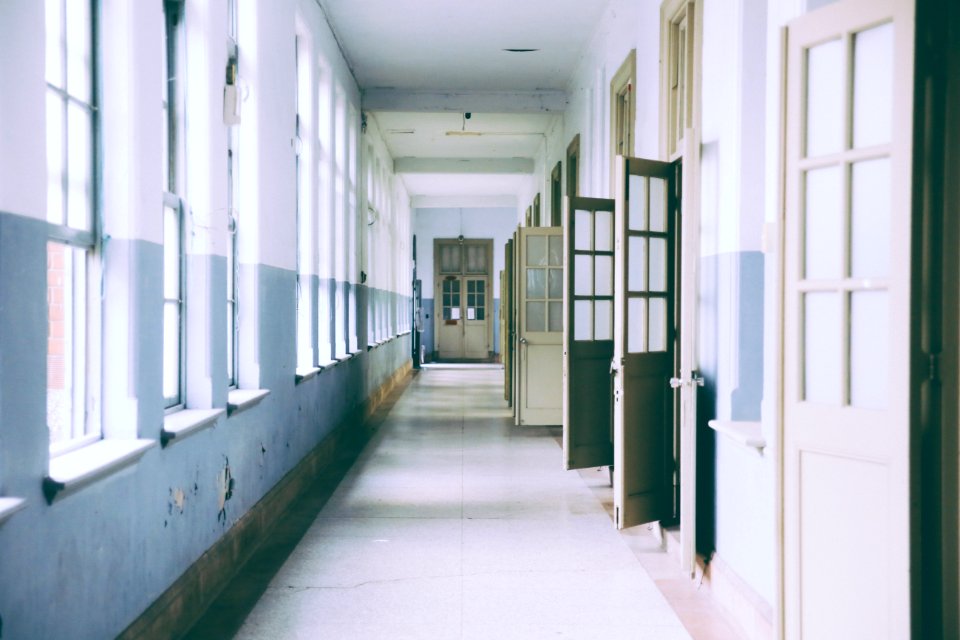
697;250;774;605
0;210;412;639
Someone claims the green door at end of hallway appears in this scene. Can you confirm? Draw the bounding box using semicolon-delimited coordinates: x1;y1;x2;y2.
612;155;677;530
563;195;616;470
517;226;564;426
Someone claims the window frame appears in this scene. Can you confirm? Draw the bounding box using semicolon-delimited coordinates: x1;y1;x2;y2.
45;0;102;456
162;0;187;411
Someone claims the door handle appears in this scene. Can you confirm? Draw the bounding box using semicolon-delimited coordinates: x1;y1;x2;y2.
669;374;705;389
519;337;528;344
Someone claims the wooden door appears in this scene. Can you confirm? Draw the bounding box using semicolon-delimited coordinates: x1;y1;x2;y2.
612;156;677;529
517;226;564;425
783;0;914;636
563;196;615;470
463;276;488;359
504;238;514;405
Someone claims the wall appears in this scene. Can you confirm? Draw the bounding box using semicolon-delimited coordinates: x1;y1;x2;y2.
413;207;517;358
0;1;412;638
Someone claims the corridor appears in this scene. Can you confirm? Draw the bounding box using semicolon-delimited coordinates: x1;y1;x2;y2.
215;367;720;639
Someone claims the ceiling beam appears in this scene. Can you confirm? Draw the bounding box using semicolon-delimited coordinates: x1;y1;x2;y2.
394;157;534;174
363;89;568;114
412;195;519;209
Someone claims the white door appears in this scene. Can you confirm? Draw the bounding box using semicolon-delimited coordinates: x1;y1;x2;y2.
518;226;564;425
463;276;489;359
783;0;914;637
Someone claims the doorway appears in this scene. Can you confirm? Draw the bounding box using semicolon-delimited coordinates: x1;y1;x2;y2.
434;238;493;361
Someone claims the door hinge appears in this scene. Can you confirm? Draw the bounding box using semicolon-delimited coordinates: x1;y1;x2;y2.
929;353;941;382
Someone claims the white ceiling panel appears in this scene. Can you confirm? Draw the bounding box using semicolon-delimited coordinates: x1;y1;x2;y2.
320;0;609;91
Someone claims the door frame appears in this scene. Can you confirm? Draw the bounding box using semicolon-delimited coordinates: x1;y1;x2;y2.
433;238;494;361
659;0;703;576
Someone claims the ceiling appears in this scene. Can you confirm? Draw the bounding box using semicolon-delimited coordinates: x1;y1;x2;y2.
318;0;610;203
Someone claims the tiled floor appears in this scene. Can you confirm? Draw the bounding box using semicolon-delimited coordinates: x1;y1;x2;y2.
197;366;741;639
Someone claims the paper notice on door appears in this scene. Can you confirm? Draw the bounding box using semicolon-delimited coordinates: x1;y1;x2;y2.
467;308;476;320
451;308;461;320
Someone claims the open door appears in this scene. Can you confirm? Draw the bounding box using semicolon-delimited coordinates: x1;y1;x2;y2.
782;1;913;636
612;156;677;529
563;196;615;470
503;238;514;405
517;226;564;425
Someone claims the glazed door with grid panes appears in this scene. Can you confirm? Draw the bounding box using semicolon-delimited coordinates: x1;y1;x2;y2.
563;196;615;470
783;1;913;636
612;158;677;529
435;240;492;361
517;227;564;426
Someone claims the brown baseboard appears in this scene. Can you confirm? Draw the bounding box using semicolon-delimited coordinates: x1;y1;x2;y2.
117;362;414;640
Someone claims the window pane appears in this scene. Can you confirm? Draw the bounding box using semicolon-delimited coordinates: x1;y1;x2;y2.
548;268;563;299
48;242;74;445
465;244;487;273
527;235;547;266
595;210;613;252
526;268;546;299
595;299;612;341
67;102;92;231
649;238;667;292
226;301;235;383
649;178;667;232
66;0;92;103
440;244;461;273
574;300;592;341
853;23;893;149
629;175;646;231
595;255;613;297
526;301;546;332
46;91;65;225
164;206;181;300
629;236;647;292
548;235;563;266
803;292;842;405
45;0;64;87
575;210;592;250
163;302;181;401
805;38;844;157
575;254;593;296
649;297;667;352
850;291;888;409
628;298;647;353
548;301;563;332
851;158;890;279
804;166;844;280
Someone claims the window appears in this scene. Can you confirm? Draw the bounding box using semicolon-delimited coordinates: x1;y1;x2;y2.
610;50;636;175
551;161;562;226
45;0;100;454
347;104;358;352
295;34;315;370
316;62;334;363
663;1;695;160
226;0;239;387
333;88;347;357
163;0;186;409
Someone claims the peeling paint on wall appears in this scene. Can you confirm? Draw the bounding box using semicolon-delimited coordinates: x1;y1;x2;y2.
169;488;185;513
217;458;234;525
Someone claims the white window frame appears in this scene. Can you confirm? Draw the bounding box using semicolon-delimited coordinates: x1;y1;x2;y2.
162;0;187;411
45;0;102;456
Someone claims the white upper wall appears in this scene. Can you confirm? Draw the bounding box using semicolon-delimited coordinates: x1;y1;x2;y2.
413;207;516;299
0;1;49;220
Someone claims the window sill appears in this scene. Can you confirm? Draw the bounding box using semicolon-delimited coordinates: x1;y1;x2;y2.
227;389;270;417
162;408;224;447
295;367;321;384
0;497;27;525
707;420;766;451
43;439;156;504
